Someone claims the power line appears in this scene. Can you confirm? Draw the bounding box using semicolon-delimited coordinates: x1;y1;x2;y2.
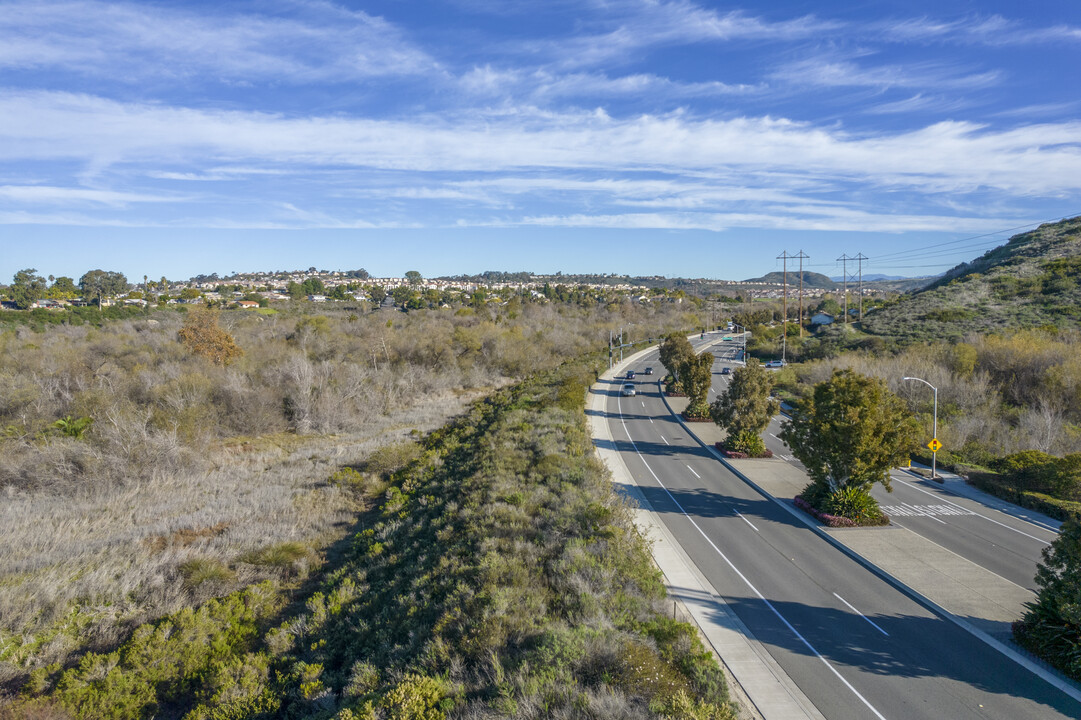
873;212;1081;261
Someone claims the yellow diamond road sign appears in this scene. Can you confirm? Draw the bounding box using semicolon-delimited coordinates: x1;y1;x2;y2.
927;438;942;452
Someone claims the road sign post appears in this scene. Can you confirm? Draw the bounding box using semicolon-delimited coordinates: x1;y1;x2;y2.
903;376;939;479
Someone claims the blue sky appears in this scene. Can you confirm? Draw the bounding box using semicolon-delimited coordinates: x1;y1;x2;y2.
3;0;1081;283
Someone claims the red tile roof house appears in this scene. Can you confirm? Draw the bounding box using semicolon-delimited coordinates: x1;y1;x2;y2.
236;300;260;309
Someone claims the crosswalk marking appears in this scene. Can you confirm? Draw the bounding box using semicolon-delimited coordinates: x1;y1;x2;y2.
880;504;977;518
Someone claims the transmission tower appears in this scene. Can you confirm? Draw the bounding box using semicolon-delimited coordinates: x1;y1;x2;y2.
795;250;809;337
855;253;868;321
837;254;851;323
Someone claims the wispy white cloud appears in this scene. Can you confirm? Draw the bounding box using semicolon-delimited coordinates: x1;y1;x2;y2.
865;93;970;115
459;65;760;103
4;91;1081;198
513;209;1036;234
0;0;436;82
879;14;1081;46
519;1;838;68
771;55;1000;91
0;184;182;205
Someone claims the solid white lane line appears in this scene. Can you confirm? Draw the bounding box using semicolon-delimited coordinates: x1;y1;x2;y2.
614;397;889;720
736;511;759;532
893;477;1053;544
834;593;889;637
686;464;701;479
660;435;669;445
641;401;645;407
649;417;654;424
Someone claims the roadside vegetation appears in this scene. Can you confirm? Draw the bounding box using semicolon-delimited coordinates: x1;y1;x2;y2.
781;370;917;526
0;298;697;692
8;349;734;719
709;359;777;459
1014;517;1081;682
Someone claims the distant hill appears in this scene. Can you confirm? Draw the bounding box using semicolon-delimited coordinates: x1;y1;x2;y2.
832;273;905;282
864;275;940;294
743;271;837;289
861;216;1081;340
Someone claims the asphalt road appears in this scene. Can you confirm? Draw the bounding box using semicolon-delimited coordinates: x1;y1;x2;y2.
707;338;1059;593
606;339;1081;720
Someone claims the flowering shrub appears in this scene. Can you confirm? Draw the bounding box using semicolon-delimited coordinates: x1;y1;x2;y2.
794;496;858;528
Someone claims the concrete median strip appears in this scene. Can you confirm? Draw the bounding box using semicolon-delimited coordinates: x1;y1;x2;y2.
589;339;824;720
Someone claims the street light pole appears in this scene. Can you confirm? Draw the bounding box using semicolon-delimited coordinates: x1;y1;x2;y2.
902;376;938;479
734;323;747;365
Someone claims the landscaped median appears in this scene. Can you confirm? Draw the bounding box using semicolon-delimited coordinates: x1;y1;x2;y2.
661;388;1044;648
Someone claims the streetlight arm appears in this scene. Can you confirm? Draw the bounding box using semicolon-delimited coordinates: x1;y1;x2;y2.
902;376;935;391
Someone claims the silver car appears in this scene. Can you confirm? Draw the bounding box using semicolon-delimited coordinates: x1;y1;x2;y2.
622;383;637;397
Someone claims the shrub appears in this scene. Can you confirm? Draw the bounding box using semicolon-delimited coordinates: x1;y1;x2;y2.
1014;518;1081;680
177;307;243;365
179;558;236;589
380;674;452;720
239;542;314;577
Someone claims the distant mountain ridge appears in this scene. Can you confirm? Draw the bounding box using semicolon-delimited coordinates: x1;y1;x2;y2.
861;216;1081;340
742;271;837;289
831;273;906;282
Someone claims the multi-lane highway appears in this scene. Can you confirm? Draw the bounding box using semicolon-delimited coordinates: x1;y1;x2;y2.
603;337;1081;720
708;336;1060;594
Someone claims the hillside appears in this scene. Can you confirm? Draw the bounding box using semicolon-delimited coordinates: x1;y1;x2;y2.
744;270;837;289
861;216;1081;340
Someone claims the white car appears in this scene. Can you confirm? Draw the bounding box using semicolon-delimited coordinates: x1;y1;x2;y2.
622;383;637;396
764;360;786;368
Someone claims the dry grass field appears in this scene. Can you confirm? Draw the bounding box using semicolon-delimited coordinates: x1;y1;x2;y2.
0;300;695;685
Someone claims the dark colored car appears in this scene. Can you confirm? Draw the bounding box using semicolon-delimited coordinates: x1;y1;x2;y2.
644;367;654;375
721;367;731;375
626;370;636;379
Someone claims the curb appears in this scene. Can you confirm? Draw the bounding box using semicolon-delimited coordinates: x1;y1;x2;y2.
657;382;1081;704
591;337;820;720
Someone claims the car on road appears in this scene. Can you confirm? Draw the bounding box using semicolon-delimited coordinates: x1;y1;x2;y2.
621;383;636;396
764;360;786;368
626;370;636;379
722;336;732;341
644;367;653;375
720;367;731;375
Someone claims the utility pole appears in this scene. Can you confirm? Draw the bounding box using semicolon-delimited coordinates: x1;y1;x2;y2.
777;251;791;361
837;254;851;323
855;253;868;321
795;250;809;337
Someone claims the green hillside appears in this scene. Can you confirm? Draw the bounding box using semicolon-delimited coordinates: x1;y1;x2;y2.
744;271;837;289
862;216;1081;340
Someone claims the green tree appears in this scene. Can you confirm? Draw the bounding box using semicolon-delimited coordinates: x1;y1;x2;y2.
368;285;387;304
405;270;423;288
79;269;128;309
659;333;694;393
10;268;47;309
1015;517;1081;679
179;287;202;300
48;276;78;299
286;281;305;300
392;286;416;307
781;369;918;509
680;352;715;418
710;359;779;455
301;277;325;296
